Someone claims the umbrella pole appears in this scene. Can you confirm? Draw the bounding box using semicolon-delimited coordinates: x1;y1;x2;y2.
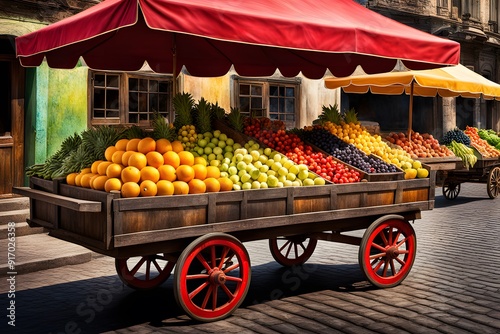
172;34;177;95
408;81;414;141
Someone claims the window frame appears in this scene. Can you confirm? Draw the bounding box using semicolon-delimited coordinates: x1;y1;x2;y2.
233;76;301;129
88;70;173;127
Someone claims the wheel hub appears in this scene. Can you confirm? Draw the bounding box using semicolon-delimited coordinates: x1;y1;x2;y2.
209;268;226;285
386;246;399;259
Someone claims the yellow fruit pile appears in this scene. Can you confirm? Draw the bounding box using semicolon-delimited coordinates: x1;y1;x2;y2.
322;121;416;169
65;137;233;198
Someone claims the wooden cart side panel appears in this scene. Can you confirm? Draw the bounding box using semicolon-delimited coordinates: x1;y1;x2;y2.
57;184;116;249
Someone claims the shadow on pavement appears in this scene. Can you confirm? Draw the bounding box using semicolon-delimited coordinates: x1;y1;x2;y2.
2;261;371;333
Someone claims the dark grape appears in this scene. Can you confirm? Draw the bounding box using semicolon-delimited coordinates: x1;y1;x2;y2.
297;128;398;173
440;128;470;146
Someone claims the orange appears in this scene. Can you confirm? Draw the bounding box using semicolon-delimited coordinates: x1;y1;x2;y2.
146;151;164;168
188;179;206;194
97;161;113;175
115;138;129;151
192;164;207;180
156;138;173;154
111;150;126;164
92;175;109;191
172;181;189;195
66;172;78;186
121;182;141;198
80;167;92;174
156;180;174;196
218;177;233;192
104;146;117;162
178;151;195;166
140;180;158;197
206;166;221;179
104;177;122;192
80;173;96;188
90;174;100;189
128;152;147;170
194;156;207;166
140;166;160;183
126;138;141;151
204;178;220;192
158;164;177;182
176;165;195;183
91;160;104;174
137;137;156;154
121;166;141;183
121;151;135;166
171;140;184;153
106;163;123;178
163;151;180;169
75;173;83;187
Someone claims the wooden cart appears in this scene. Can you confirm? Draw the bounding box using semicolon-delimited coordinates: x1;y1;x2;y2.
439;149;500;200
14;172;435;322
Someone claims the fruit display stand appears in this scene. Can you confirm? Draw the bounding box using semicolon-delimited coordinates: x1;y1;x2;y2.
14;169;435;322
440;148;500;199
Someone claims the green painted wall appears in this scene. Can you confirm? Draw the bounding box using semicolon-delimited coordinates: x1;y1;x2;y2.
24;62;88;169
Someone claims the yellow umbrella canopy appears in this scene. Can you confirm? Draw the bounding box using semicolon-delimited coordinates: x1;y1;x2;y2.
325;64;500;100
324;64;500;139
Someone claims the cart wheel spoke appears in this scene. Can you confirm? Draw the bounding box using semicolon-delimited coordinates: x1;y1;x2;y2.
359;217;416;288
269;235;317;266
487;167;500;199
174;233;251;322
443;181;460;200
115;254;175;290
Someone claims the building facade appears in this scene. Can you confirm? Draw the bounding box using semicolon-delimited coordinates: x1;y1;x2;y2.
350;0;500;136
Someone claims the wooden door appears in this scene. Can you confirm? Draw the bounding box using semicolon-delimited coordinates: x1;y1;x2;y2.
0;37;24;196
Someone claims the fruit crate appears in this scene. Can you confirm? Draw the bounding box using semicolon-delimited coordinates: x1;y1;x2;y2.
213;119;403;182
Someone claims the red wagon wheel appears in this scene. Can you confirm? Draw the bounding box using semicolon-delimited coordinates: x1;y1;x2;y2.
115;254;175;290
173;233;251;322
487;166;500;199
269;235;317;266
442;181;460;200
359;217;416;288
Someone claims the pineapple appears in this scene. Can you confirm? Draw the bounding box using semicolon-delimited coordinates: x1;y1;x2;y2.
195;97;212;134
151;112;176;141
211;101;226;120
344;108;359;124
173;92;195;130
314;103;342;125
227;107;244;132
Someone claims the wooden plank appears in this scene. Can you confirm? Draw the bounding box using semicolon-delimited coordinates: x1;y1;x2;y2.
113;202;430;247
13;187;101;212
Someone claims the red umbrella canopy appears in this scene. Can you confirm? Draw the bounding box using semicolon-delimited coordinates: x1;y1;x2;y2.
16;0;460;79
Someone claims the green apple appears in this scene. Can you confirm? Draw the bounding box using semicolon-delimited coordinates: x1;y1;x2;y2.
250;150;260;161
243;154;253;164
303;178;315;186
259;165;269;173
283;160;294;169
220;163;229;172
251;169;261;180
208;153;216;162
273;153;282;162
198;139;208;148
260;182;268;189
278;166;289;177
204;146;212;155
213;147;223;155
412;160;422;169
253;161;263;169
287;172;296;181
224;152;234;160
266;158;275;167
292;180;301;187
271;162;282;172
276;181;284;188
229;174;240;184
284;180;293;187
251;181;261;189
228;166;238;176
264;147;272;156
267;175;279;187
298;169;309;180
213;130;221;138
314;177;326;185
238;169;247;178
220;171;228;178
257;173;267;183
288;165;299;175
267;170;276;177
258;155;268;164
210;159;220;167
241;173;252;183
233;184;241;191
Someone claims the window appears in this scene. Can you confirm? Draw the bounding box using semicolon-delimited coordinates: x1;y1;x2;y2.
236;78;299;128
90;71;172;126
490;0;499;32
458;0;480;21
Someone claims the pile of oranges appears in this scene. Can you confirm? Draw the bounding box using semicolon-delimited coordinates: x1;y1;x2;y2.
66;137;233;198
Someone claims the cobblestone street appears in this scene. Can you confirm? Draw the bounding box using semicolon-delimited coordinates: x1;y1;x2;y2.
2;183;500;333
